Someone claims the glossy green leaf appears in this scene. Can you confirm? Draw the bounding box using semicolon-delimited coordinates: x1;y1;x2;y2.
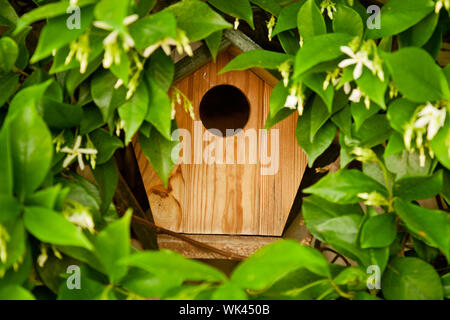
121;250;226;283
304;169;388;204
0;285;35;300
220;50;293;74
430;117;450;170
212;282;247;300
31;6;94;63
205;30;223;62
89;128;123;165
231;240;330;291
250;0;282;16
8;104;53;201
208;0;254;29
118;82;149;145
381;257;443;300
398;12;439;48
129;11;177;51
360;214;396;249
294;33;353;78
24;206;93;250
95;210;131;283
0;73;19;107
366;0;435;39
393;170;443;201
0;37;18;73
145;76;172;140
297;0;326;41
92;158;118;215
272;1;304;37
41;97;83;129
165;0;231;41
332;4;363;39
385;47;450;103
394;199;450;261
139;128;178;188
94;0;129;28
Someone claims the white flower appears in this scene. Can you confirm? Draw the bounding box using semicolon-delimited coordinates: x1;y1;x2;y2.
348;87;370;109
343;82;352;95
284;94;298;110
266;16;276;41
67;211;95;233
60;136;98;170
414;103;447;140
435;0;450;13
320;0;337;20
339;46;375;80
234;18;240;30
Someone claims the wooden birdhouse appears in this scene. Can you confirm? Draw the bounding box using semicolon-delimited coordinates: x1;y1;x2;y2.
133;30;308;258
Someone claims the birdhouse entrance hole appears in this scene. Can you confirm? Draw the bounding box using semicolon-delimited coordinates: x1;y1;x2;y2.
199;84;250;136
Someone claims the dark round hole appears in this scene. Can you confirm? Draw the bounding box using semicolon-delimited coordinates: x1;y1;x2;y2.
199;85;250;137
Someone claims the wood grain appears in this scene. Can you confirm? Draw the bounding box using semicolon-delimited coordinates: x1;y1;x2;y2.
134;46;307;236
157;234;281;259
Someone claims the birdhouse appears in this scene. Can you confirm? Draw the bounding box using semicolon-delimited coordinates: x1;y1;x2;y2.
133;30;308;258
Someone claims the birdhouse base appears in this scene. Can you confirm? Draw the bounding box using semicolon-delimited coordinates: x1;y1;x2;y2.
157;234;281;260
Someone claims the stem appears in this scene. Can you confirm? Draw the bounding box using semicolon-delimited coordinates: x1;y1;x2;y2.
330;280;354;299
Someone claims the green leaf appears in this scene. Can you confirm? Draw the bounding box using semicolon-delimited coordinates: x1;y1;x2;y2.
146;48;174;91
250;0;282;16
430;117;450;170
145;76;172;140
208;0;254;29
296;113;337;167
385;150;432;179
129;11;177;51
212;282;247;300
0;0;19;28
393;170;443;201
381;257;443;300
366;0;435;39
0;218;26;271
272;1;304;37
120;268;181;298
94;0;129;28
303;73;334;112
333;267;368;291
442;273;450;299
0;73;19;108
24;206;93;250
297;0;326;41
79;104;105;135
385;47;449;103
94;210;131;283
394;199;450;261
0;37;18;73
355;68;388;110
0;285;34;300
92;158;118;215
134;0;157;17
353;114;392;148
315;214;389;270
302;195;363;243
121;250;226;283
165;0;231;41
231;240;330;291
360;214;396;249
31;6;94;63
89;128;123;165
8;104;53;201
118;82;149;145
384;132;404;157
91;69;127;122
219;50;293;74
308;94;332;139
25;185;62;210
0;194;22;223
205;30;223;62
14;0;97;34
351;101;380;132
304;169;388;204
269;81;289;117
332;4;363;39
41;97;84;129
293;33;353;78
386;98;418;133
65;54;103;98
398;12;439;48
0;124;13;196
277;30;300;55
139;128;178;188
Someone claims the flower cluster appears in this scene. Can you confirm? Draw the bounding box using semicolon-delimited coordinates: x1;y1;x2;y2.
320;0;337;20
284;83;306;115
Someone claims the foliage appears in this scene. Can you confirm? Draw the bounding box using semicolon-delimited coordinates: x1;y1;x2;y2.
0;0;449;300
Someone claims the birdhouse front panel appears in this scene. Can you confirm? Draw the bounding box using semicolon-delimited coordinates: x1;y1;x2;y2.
134;46;307;236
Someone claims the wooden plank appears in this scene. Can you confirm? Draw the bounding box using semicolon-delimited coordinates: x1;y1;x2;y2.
157;234;281;259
